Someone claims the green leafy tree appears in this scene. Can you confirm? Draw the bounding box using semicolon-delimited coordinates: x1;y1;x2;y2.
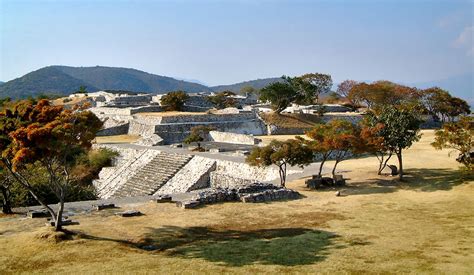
365;106;422;180
76;85;88;94
183;125;214;150
431;116;473;170
240;86;257;96
207;91;237;109
161;91;189;111
246;139;313;187
285;73;333;104
259;82;297;113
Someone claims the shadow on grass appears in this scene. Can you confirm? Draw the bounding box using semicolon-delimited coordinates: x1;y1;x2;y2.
80;226;342;267
402;168;473;192
341;168;472;195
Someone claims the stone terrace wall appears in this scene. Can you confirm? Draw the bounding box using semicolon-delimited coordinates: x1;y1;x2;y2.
154;120;266;144
159;112;257;123
209;131;260;145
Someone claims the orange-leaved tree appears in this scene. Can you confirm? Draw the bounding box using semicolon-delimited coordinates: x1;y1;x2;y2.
304;119;361;178
0;99;102;231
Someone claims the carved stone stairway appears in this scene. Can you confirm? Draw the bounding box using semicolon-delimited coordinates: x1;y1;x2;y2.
112;152;193;198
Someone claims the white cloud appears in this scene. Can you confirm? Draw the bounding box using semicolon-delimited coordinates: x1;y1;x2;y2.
453;26;474;56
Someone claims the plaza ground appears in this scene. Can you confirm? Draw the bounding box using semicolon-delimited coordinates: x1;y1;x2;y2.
0;130;472;273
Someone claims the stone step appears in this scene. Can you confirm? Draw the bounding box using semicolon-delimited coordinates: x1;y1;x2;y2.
112;152;193;198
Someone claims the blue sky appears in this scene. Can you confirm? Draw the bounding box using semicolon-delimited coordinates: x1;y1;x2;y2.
0;0;472;86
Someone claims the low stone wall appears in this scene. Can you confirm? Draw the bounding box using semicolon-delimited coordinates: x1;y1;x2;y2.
90;105;162;117
209;131;260;145
214;159;300;183
159;112;257;124
155;156;216;195
210;172;261;189
154;120;266;144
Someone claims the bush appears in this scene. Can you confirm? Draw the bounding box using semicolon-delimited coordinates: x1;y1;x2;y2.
161;91;189;111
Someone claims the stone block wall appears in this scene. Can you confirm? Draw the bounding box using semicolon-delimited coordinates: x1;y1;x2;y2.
210;172;260;189
209;131;260;145
154;120;266;144
97;122;129;136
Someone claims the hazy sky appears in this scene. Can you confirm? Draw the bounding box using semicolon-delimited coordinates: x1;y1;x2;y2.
1;0;473;86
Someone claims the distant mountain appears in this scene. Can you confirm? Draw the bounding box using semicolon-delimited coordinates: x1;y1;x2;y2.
0;66;212;99
410;72;473;106
211;77;283;93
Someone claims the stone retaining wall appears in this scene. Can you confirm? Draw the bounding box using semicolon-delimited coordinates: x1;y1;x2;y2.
154;120;266;144
209;131;260;145
210;172;261;189
97;122;129;136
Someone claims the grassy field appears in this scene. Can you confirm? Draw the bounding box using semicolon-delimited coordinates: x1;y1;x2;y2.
0;130;472;273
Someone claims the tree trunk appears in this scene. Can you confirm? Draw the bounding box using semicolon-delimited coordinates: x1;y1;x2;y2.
2;162;57;223
55;198;64;231
378;152;392;175
397;150;403;181
318;158;326;177
279;163;287;188
332;160;340;177
0;185;13;214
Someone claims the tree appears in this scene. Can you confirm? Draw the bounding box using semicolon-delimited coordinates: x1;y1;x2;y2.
246;139;313;187
365;106;422;180
76;86;88;94
304;119;360;178
325;92;341;104
359;122;392;175
285;73;333;104
207;91;237;109
348;81;420;110
421;87;470;122
336;80;359;98
0;169;13;214
0;100;103;230
259;82;297;113
183;125;214;151
240;86;257;96
431;116;473;170
160;91;189;111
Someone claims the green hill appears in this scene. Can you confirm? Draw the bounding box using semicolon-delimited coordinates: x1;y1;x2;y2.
0;66;212;99
211;77;283;93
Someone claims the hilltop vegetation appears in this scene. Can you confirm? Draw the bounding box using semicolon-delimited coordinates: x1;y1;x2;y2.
0;66;212;99
211;77;283;93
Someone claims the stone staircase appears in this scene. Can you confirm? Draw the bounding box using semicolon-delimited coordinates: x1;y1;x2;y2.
112;152;193;198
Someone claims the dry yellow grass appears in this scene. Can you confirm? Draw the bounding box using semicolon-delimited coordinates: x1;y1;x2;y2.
0;130;472;274
51;96;88;106
94;135;140;144
260;112;322;128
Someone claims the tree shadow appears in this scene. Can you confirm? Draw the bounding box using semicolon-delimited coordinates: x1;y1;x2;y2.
402;168;473;192
340;168;471;195
79;226;342;267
